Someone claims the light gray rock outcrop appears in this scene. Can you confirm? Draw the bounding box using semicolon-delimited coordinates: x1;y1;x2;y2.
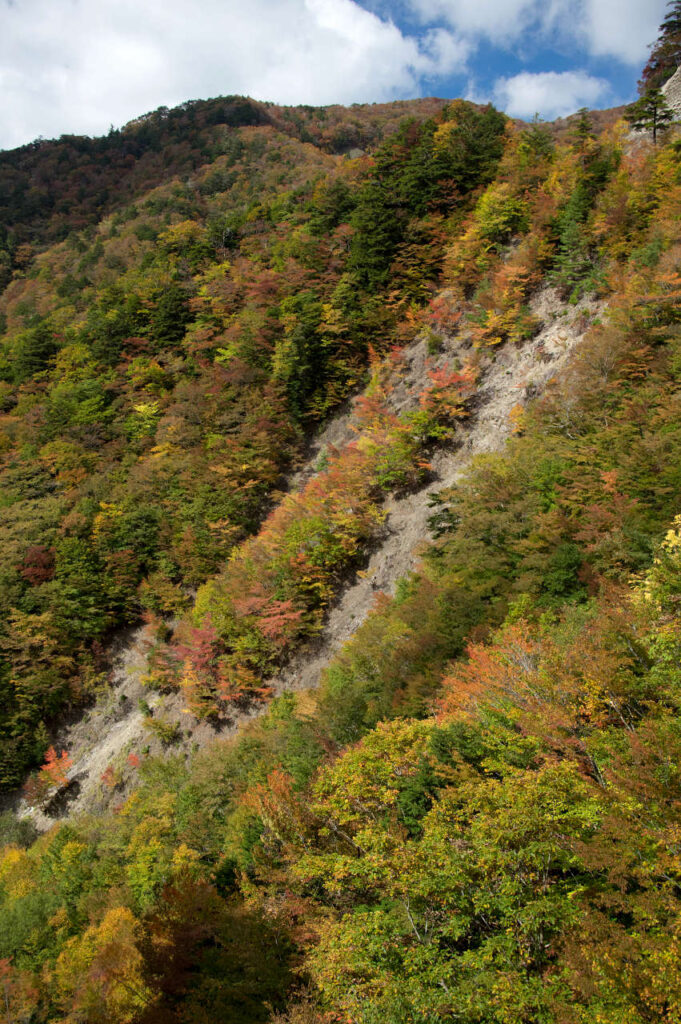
662;66;681;117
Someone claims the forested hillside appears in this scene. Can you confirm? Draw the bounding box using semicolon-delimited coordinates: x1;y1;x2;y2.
0;94;507;788
0;95;450;289
1;9;681;1019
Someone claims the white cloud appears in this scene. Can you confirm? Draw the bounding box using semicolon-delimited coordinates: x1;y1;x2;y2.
0;0;667;150
492;69;610;119
404;0;667;64
408;0;541;42
0;0;469;149
580;0;666;64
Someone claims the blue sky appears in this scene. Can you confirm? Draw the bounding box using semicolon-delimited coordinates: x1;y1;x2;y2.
367;0;664;114
0;0;668;150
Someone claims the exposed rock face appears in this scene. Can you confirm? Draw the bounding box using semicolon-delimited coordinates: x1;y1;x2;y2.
12;286;604;832
662;66;681;117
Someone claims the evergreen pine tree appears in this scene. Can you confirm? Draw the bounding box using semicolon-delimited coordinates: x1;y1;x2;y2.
625;89;677;144
518;115;554;163
571;108;594;150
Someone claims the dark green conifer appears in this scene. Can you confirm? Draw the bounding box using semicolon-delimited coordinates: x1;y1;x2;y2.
639;0;681;91
625;88;677;144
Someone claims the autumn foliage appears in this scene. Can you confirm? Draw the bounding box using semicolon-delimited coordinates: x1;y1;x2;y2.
1;19;681;1022
23;746;72;805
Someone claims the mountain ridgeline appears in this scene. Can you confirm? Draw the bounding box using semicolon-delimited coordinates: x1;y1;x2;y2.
1;55;681;1024
0;94;455;286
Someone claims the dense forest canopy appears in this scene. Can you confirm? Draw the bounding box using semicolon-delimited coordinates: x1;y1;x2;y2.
1;4;681;1021
0;94;452;289
0;96;508;787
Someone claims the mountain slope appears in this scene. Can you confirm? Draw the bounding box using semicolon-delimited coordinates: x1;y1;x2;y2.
10;283;602;831
1;82;681;1024
0;97;507;787
0;95;452;290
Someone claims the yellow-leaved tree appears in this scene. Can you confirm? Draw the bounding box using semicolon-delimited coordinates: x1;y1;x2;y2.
53;906;153;1023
